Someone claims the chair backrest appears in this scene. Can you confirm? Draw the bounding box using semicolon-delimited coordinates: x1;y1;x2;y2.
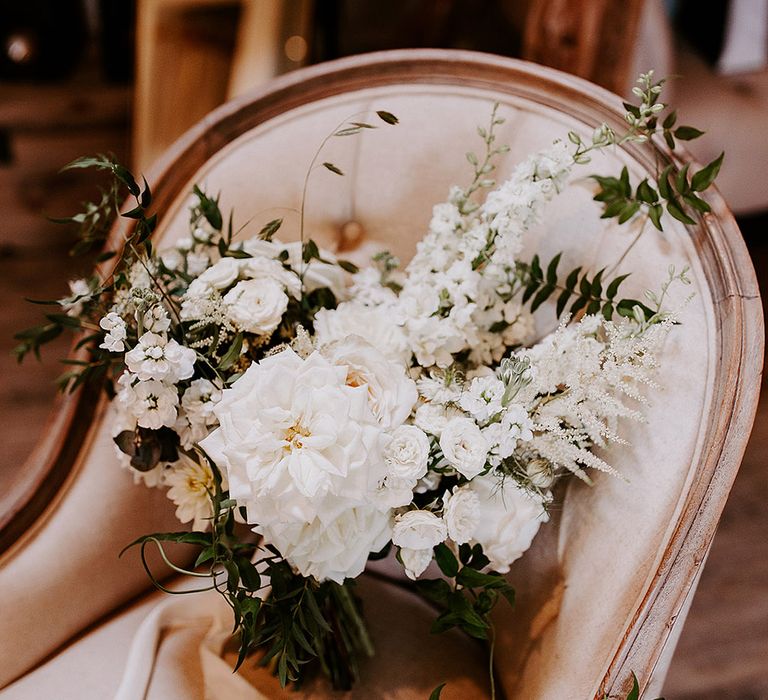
0;50;761;697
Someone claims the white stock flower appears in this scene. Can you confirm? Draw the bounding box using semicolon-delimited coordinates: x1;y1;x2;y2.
181;378;222;420
467;474;549;573
483;404;534;465
322;335;417;430
142;305;171;333
125;332;196;383
314;301;410;365
442;485;480;544
99;312;127;353
222;278;288;335
117;375;179;429
187;251;211;277
459;375;506;423
160;247;184;272
400;547;433;581
60;278;91;317
439;417;489;479
414;402;463;437
392;510;447;551
384;425;429;481
164;455;218;530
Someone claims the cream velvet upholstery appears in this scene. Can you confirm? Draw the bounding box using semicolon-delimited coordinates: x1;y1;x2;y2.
0;52;759;699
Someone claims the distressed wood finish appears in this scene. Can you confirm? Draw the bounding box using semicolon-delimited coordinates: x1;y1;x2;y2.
2;51;761;697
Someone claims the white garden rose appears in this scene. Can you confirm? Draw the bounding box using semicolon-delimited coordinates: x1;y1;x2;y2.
314;301;410;365
200;347;393;581
384;425;429;481
392;510;447;551
399;547;433;581
197;256;241;290
439;417;489;479
467;474;549;573
442;485;480;544
243;255;301;300
413;402;463;437
322;335;417;430
222;278;288;335
258;506;392;584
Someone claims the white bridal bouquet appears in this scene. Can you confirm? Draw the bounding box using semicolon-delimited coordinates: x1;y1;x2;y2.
16;72;721;695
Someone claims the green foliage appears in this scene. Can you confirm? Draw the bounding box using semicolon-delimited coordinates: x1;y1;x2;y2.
415;543;514;642
516;253;654;322
429;682;447;700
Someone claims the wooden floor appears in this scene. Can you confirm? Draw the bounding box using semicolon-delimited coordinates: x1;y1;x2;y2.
0;238;766;698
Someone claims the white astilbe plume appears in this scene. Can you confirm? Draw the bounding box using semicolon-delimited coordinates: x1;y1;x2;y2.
513;313;672;480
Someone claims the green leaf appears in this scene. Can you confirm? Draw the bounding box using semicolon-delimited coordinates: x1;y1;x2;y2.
335;126;364;137
530;284;555;312
662;110;677;129
675;163;691;194
302;239;320;263
546;252;561;284
666;198;696;225
683;193;711;213
434;543;459;578
258;218;282;241
657;164;674;200
691;152;724;192
556;288;572;318
636;179;658;204
606;273;630;299
618;200;640;224
602;301;614;320
626;672;640;700
219;333;243;371
429;682;447;700
120;530;211;557
415;579;453;608
337;259;359;273
376;110;399;125
648;203;664;231
322;161;343;176
674;125;705;141
619;166;631;197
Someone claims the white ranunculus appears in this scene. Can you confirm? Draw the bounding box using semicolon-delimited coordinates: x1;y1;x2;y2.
222;278;288;335
259;506;392;584
384;425;429;481
197;257;241;290
322;335;417;430
439;417;489;479
200;348;393;581
392;510;447;551
399;547;433;580
117;375;179;430
124;332;196;383
442;486;480;544
467;474;549;573
314;301;410;365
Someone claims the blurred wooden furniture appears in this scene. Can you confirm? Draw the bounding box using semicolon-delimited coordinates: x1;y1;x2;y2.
0;51;761;699
133;0;313;172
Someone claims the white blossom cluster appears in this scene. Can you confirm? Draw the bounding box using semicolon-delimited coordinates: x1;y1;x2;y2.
90;130;672;587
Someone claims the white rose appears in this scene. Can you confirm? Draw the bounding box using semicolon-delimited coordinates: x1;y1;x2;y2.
414;402;463;437
314;301;410;365
392;510;447;551
282;241;349;300
259;506;392;584
467;474;549;573
400;547;433;581
442;486;480;544
197;256;241;289
223;278;288;335
439;417;489;479
243;255;301;300
322;335;417;430
384;425;429;481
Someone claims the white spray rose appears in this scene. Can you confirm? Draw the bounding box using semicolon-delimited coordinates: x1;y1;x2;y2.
222;278;288;335
392;510;447;551
439;417;489;479
442;486;480;544
467;474;549;573
196;256;241;290
384;425;430;481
